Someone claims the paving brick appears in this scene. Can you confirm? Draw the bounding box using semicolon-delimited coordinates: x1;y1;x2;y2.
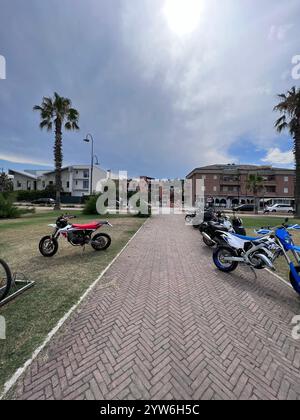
10;215;300;400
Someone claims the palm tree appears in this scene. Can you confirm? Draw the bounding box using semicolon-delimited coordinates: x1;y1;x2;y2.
33;93;80;210
246;174;264;214
274;86;300;216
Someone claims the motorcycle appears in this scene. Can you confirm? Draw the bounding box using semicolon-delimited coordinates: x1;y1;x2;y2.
200;212;246;248
212;230;280;273
254;220;300;294
39;215;112;257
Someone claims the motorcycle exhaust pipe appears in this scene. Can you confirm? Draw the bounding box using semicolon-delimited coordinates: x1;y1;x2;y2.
255;254;275;271
201;232;216;245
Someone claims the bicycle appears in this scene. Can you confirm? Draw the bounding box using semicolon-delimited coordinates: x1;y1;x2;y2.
0;259;12;302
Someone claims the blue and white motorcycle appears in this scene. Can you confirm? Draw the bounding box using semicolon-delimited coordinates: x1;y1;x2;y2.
213;220;300;295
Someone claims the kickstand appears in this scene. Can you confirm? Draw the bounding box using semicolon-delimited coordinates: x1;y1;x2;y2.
249;266;258;280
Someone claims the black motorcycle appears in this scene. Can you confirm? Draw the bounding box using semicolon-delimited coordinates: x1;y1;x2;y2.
200;213;246;248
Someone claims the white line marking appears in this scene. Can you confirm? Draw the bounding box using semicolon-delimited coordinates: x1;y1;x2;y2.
266;269;293;289
0;218;148;400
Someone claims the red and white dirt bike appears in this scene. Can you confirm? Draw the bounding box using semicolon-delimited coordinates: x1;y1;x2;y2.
39;215;112;257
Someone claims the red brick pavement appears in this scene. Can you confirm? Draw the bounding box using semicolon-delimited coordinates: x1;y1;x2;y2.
9;215;300;400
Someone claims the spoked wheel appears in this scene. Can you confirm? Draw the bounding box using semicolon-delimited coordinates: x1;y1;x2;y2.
39;236;59;257
0;259;12;302
289;266;300;295
91;233;112;251
213;247;239;273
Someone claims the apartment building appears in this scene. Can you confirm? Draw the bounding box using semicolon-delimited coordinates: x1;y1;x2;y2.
9;165;108;197
186;164;295;208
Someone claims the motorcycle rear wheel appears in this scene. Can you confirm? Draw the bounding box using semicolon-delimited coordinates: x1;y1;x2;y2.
213;247;238;273
39;236;59;257
92;233;112;251
289;266;300;295
0;259;12;302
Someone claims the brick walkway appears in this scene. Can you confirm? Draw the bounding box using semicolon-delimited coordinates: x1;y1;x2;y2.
10;215;300;400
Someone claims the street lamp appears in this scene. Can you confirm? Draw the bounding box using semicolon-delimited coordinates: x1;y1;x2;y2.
83;134;94;195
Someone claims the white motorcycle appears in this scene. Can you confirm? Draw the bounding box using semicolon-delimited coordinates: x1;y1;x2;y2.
212;230;281;273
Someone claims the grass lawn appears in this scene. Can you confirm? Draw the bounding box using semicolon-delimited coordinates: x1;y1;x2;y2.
0;211;145;393
243;216;300;283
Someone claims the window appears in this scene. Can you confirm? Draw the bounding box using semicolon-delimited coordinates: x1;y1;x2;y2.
66;182;70;188
266;186;276;193
83;170;89;178
213;186;217;192
284;176;289;182
284;188;289;194
83;180;89;190
214;175;218;180
17;181;22;188
49;181;53;185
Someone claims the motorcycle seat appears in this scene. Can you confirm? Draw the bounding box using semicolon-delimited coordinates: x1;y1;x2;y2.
233;233;264;242
72;222;101;230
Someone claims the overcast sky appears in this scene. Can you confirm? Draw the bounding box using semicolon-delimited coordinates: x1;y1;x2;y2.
0;0;299;178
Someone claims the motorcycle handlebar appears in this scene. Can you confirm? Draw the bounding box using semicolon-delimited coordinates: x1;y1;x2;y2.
59;215;77;220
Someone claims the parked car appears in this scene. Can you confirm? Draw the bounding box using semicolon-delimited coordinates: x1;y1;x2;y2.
264;204;294;214
31;198;56;206
232;204;255;212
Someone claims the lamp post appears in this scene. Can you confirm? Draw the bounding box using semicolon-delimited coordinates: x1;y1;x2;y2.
83;134;94;196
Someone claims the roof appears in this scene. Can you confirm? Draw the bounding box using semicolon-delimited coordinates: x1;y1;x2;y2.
186;164;295;178
43;165;106;176
8;169;38;180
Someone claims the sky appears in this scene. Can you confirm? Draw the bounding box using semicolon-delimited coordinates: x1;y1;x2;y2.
0;0;299;178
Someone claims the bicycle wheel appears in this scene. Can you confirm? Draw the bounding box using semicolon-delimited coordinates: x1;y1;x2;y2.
0;259;12;302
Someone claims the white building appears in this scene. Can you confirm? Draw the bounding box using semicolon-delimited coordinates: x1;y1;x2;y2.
9;165;109;197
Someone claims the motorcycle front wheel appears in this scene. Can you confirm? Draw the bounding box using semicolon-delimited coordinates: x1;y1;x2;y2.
289;266;300;295
91;233;112;251
0;259;12;302
213;247;238;273
39;236;59;257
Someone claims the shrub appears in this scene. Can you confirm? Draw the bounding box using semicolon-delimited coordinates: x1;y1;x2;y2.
0;194;21;219
83;194;101;215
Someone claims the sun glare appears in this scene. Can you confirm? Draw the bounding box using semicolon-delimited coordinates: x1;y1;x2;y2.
163;0;203;36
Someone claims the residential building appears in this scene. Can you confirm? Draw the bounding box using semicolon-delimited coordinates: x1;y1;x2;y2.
186;164;295;208
8;169;39;191
9;165;108;197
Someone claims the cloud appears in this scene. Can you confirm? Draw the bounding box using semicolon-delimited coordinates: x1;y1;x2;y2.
0;152;52;167
0;0;300;178
262;148;294;165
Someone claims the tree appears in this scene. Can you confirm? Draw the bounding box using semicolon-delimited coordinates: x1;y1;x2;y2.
274;86;300;216
33;92;80;210
0;172;13;193
246;174;264;214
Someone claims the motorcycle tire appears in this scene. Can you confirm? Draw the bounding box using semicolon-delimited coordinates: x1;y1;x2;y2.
39;236;59;257
0;259;13;302
289;266;300;295
213;247;238;273
92;233;112;251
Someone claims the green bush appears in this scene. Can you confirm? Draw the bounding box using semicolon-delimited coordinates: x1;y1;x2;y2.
83;194;101;215
0;194;21;219
16;189;56;202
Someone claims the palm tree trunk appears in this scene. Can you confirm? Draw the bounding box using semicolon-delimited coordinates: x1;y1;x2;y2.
255;195;259;215
54;118;63;211
295;130;300;217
